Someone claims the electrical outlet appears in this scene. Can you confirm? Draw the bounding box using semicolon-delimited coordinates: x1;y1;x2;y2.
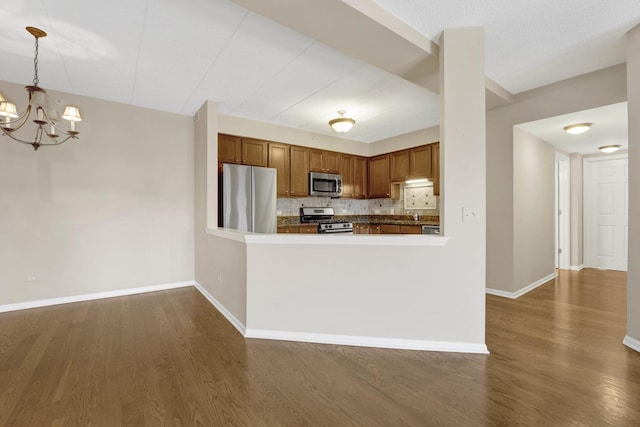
217;275;222;284
462;207;480;223
25;276;37;282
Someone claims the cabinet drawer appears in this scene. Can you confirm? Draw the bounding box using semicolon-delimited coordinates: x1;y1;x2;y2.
380;224;400;234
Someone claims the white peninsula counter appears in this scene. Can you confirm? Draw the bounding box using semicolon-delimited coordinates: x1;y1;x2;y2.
196;227;488;354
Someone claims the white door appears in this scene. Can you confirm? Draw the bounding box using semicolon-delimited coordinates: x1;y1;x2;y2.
584;156;628;271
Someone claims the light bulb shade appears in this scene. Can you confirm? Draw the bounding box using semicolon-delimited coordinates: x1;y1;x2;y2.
563;122;592;135
29;90;49;108
0;101;19;119
62;106;82;122
0;92;5;102
598;145;621;153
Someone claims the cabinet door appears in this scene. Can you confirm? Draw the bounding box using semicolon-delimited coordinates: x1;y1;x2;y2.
409;145;432;179
290;146;310;197
242;138;268;167
268;143;290;197
368;154;391;198
380;224;401;234
309;149;324;172
277;226;299;234
390;150;410;182
324;151;341;174
400;224;422;234
369;224;381;234
431;142;440;196
298;225;318;234
218;134;241;164
340;154;355;198
354;156;368;199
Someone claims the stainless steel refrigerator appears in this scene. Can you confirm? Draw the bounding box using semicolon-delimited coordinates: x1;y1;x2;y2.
221;163;277;233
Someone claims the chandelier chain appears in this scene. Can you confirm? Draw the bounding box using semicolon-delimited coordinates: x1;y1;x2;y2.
33;36;40;86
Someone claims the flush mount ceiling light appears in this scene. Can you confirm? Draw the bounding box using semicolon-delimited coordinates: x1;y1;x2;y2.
599;145;621;153
563;122;592;135
0;27;82;151
329;110;355;134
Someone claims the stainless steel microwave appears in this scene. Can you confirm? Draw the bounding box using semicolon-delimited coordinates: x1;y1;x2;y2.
309;172;342;197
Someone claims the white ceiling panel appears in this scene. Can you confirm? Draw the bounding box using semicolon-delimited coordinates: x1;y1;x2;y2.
38;0;148;104
133;0;248;113
184;11;314;114
231;41;363;121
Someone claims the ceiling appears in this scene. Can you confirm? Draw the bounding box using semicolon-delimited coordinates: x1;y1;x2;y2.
517;102;628;155
0;1;638;144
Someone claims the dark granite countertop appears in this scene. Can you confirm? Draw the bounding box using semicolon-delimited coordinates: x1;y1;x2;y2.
277;215;439;227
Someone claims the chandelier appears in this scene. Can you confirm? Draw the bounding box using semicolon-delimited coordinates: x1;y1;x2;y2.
0;27;82;151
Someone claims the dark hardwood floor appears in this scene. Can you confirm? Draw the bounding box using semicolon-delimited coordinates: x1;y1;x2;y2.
1;268;638;426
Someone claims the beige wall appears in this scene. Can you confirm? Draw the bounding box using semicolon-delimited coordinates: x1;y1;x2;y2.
513;128;555;291
369;126;440;156
570;153;584;267
487;64;627;293
194;101;247;326
626;25;640;345
0;80;194;306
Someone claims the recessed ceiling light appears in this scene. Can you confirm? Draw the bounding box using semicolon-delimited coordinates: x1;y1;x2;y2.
598;145;621;153
563;122;592;135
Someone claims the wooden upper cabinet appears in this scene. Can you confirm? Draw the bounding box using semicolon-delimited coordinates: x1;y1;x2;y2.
368;154;391;198
410;145;432;179
431;142;440;196
353;156;368;199
268;143;290;197
340;154;355;198
218;134;241;164
390;145;433;182
310;149;340;173
241;138;268;167
390;150;410;182
290;146;310;197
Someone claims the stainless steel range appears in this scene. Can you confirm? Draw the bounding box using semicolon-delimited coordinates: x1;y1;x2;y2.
299;207;353;234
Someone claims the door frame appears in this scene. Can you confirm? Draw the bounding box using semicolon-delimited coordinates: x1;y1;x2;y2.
583;154;628;269
555;152;571;270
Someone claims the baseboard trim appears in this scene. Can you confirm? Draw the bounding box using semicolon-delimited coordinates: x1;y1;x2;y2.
244;329;489;354
0;281;195;314
569;264;584;271
623;335;640;353
486;272;557;299
193;281;246;336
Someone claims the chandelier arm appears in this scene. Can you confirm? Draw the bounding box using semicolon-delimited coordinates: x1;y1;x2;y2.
42;110;78;137
2;104;34;129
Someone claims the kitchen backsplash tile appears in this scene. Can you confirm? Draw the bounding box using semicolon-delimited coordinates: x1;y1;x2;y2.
276;185;440;217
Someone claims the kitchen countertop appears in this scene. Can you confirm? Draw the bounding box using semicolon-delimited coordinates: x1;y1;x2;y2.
277;215;439;227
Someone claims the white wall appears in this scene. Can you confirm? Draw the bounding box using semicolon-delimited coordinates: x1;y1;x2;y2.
487;64;627;293
194;102;247;327
0;80;194;306
513;128;555;291
626;25;640;348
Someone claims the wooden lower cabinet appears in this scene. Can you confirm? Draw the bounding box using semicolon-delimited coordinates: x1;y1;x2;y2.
354;223;369;234
380;224;400;234
369;224;381;234
277;225;318;234
277;226;299;234
400;224;422;234
298;225;318;234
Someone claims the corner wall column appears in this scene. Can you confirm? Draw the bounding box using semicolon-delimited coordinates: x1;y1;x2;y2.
439;27;487;342
625;25;640;351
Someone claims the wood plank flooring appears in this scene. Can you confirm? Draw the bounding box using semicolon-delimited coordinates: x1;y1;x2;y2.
1;268;639;426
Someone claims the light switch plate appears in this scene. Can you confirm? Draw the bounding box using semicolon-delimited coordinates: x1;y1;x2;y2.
463;207;479;222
